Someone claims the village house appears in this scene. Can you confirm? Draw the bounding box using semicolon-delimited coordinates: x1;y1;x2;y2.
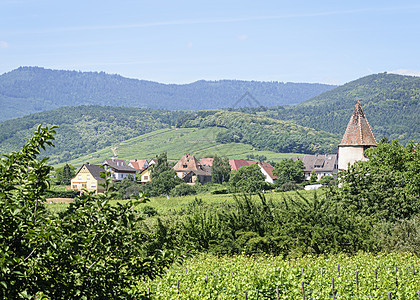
199;158;277;183
338;100;377;170
71;163;106;194
139;166;152;184
102;159;137;181
173;154;212;185
291;154;338;181
128;159;149;171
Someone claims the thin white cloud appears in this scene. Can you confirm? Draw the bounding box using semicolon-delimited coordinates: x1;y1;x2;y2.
4;5;420;35
0;41;9;48
389;69;420;77
187;42;193;48
237;34;248;40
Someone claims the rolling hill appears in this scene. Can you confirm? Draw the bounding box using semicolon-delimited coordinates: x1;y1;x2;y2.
0;66;336;121
0;106;339;166
252;73;420;144
61;127;305;168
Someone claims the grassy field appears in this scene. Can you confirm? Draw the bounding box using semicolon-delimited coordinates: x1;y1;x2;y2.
56;127;304;169
46;189;324;215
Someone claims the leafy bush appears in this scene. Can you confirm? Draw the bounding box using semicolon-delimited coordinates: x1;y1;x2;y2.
0;125;185;299
171;183;197;196
44;189;80;198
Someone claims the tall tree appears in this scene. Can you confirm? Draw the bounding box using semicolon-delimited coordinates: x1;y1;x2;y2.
211;155;231;184
143;152;182;196
273;159;304;186
330;140;420;222
229;164;266;193
62;163;73;185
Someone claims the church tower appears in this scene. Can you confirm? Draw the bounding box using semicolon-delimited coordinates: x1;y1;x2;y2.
338;100;377;170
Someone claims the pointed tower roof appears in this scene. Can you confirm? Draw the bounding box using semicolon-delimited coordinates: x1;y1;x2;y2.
339;100;377;146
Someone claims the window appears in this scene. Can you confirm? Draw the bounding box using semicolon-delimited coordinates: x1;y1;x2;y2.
78;175;82;180
143;176;149;180
91;182;96;187
82;183;87;188
87;175;90;180
73;184;77;189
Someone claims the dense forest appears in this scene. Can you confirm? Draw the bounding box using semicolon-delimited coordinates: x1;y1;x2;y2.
176;110;339;154
0;67;335;121
240;73;420;145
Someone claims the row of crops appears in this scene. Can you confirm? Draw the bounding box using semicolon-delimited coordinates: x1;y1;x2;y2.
136;252;420;299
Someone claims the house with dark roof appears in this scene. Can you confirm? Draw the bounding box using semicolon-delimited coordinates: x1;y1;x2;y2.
338;100;377;170
174;154;211;184
292;154;338;181
71;163;106;194
102;159;137;181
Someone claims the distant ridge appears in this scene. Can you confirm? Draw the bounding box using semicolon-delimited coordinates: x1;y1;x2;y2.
0;66;336;121
249;73;420;145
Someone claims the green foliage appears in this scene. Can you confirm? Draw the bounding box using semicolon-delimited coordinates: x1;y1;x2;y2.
0;126;185;299
319;174;334;185
178;191;374;257
376;216;420;256
142;153;183;196
273;158;305;186
229;164;267;193
137;253;420;299
178;110;339;154
309;170;318;184
113;175;140;199
330;140;420;222
0;106;185;165
254;73;420;145
211;155;231;184
171;183;197;197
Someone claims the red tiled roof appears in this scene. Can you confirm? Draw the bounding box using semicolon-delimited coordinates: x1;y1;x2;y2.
129;159;148;171
258;163;277;180
199;158;214;167
173;154;202;171
339;100;377;146
229;160;257;171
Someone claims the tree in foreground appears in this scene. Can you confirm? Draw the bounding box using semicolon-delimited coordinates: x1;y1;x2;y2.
330;140;420;222
0;126;185;299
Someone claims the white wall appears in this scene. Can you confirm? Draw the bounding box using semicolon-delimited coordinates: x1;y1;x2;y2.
338;146;367;170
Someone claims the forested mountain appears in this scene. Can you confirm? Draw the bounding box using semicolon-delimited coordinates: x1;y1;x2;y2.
239;73;420;144
0;66;336;121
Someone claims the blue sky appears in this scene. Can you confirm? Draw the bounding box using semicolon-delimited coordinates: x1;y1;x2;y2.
1;0;420;84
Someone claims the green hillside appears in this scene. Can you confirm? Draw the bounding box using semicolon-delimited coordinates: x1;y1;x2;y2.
0;106;338;166
0;66;335;121
252;73;420;144
0;106;184;165
176;110;339;154
62;127;304;168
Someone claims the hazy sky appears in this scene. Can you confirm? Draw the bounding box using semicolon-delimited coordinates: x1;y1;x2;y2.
1;0;420;84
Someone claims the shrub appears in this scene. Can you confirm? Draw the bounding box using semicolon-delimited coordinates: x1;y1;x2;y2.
171;183;197;196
